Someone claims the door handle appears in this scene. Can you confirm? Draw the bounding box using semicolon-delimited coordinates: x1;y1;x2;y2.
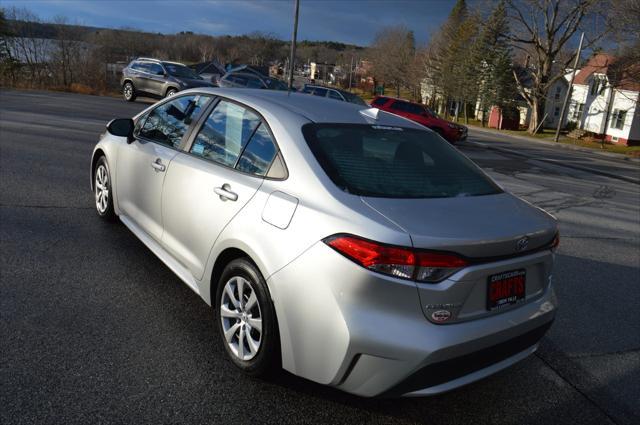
151;158;166;172
214;184;238;201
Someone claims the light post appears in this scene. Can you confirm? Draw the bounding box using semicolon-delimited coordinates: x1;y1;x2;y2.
554;32;584;142
287;0;300;90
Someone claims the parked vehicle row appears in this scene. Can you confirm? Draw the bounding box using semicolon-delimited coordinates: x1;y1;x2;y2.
94;87;558;397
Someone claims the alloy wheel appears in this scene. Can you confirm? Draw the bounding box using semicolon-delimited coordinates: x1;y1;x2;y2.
123;83;132;100
95;164;109;214
220;276;263;361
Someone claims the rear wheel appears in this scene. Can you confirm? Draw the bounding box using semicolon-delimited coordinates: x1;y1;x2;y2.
123;81;136;102
215;258;280;376
94;156;116;221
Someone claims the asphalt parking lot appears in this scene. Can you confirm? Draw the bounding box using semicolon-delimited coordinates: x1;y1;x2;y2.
1;89;639;425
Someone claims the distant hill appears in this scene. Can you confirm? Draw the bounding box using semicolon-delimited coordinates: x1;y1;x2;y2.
4;19;365;51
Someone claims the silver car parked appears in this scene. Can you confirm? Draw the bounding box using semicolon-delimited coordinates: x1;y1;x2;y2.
91;88;558;397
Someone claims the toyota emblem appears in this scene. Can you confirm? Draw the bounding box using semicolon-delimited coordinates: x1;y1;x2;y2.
516;236;529;252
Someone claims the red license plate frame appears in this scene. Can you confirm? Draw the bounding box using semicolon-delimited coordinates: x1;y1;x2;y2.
487;269;526;311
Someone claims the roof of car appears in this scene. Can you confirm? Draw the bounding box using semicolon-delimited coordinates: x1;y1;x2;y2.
373;95;418;104
189;87;426;128
134;58;186;67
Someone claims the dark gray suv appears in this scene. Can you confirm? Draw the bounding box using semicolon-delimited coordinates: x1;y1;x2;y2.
121;58;214;102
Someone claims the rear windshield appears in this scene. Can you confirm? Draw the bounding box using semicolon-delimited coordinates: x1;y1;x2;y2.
303;124;501;198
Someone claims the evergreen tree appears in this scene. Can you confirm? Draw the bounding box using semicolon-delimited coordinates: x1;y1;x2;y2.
472;0;517;126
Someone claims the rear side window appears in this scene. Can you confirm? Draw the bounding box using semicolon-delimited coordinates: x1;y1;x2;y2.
303;124;501;198
371;97;389;107
405;103;425;115
312;88;328;97
138;95;210;148
390;101;407;112
236;124;278;176
233;75;248;86
328;90;343;101
130;61;144;71
246;76;263;89
190;100;261;167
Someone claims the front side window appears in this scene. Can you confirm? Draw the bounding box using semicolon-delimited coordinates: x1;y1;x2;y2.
390;101;408;112
265;78;288;91
147;63;164;75
303;124;501;198
138;95;210;148
190;100;261;167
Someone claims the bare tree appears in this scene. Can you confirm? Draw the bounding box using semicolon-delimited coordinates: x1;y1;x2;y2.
370;25;415;97
505;0;609;133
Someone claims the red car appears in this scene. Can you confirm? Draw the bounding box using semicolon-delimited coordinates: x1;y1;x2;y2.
370;96;467;143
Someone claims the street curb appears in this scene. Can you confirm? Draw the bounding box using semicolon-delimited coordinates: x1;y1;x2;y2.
466;141;640;185
468;125;640;163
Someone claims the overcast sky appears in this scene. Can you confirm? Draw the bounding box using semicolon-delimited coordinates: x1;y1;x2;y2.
0;0;458;46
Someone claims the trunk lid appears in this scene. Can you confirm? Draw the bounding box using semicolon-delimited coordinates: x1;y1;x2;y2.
361;193;557;258
362;193;557;324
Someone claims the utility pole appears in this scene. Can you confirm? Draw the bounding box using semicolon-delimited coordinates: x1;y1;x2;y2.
554;32;584;142
288;0;300;91
348;55;354;92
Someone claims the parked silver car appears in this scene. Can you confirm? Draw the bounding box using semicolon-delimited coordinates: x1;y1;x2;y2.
91;88;558;397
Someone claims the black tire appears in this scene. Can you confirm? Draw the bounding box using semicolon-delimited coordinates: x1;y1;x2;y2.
123;81;136;102
215;258;280;377
165;87;178;98
93;156;116;221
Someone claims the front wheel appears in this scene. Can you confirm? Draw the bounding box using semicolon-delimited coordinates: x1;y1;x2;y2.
123;82;136;102
94;156;116;221
165;88;178;98
215;258;280;376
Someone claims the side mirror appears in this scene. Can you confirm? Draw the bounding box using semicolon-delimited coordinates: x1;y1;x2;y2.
106;118;135;144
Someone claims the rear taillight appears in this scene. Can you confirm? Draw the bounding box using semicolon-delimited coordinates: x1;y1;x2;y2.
324;234;467;283
551;233;560;252
415;251;468;282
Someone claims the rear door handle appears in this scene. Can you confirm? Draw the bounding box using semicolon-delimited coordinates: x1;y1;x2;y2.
214;184;238;201
151;158;166;172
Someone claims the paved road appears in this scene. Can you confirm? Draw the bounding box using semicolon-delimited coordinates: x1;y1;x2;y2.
1;90;639;425
467;127;640;183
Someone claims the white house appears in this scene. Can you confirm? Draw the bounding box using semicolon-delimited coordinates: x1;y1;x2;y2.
567;53;639;146
542;70;574;128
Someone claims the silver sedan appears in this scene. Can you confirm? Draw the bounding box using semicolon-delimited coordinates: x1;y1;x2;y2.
90;88;558;397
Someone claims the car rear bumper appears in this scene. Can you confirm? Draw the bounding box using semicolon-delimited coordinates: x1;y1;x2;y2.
268;242;557;397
